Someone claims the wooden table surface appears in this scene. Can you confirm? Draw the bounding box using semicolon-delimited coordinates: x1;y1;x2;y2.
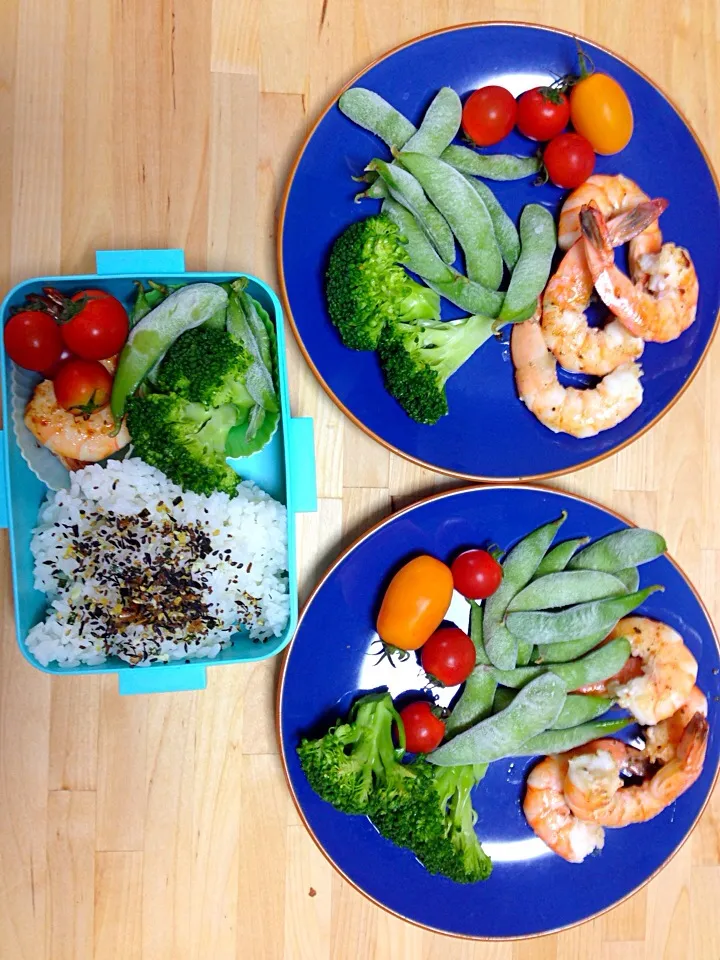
1;1;719;957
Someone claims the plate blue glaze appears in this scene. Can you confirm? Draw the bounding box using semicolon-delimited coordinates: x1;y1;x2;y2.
277;486;720;939
279;23;720;480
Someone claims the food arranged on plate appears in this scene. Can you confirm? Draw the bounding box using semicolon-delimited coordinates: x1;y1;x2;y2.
296;513;708;879
4;276;291;667
325;46;698;437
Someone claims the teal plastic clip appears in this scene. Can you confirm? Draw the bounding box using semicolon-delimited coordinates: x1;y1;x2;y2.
96;249;186;275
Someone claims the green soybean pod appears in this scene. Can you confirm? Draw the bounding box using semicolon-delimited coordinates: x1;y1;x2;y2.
505;717;632;758
614;568;641;592
428;673;567;766
338;88;416;148
427;274;505;317
464;177;520;270
402;87;463;156
515;641;535;666
534;537;590;577
533;630;607;664
440;144;541;181
381;198;454;284
506;585;663;646
368;158;455;263
493;689;614;729
483;513;566;671
381;198;505;316
360;178;389;200
507;570;629;612
446;602;496;737
497;204;556;324
568;528;667;572
398;152;504;289
490;636;631;692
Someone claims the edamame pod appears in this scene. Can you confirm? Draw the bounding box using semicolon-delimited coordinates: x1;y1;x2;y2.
534;538;590;577
381;197;454;284
505;717;632;757
402;87;462;156
492;689;614;730
568;528;667;572
489;636;631;692
111;284;229;419
497;204;556;324
506;586;662;645
446;602;496;736
368;158;455;263
398;152;503;289
614;568;640;592
446;667;497;736
363;89;462;199
338;88;416;148
440;144;541;181
464;177;520;270
429;673;567;766
483;514;566;670
533;630;607;664
507;570;629;612
381;200;505;316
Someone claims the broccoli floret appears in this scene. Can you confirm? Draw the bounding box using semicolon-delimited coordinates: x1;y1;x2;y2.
297;691;493;884
416;763;493;884
126;392;240;497
377;314;494;425
156;326;254;410
297;692;405;815
325;215;441;351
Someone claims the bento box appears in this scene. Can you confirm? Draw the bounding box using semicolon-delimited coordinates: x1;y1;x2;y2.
0;248;317;694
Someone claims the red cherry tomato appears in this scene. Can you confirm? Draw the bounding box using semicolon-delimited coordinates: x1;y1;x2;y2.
516;87;570;141
53;358;113;416
41;346;76;380
399;701;445;754
3;311;63;372
543;132;596;189
462;85;517;146
61;290;129;360
451;549;503;600
421;627;476;687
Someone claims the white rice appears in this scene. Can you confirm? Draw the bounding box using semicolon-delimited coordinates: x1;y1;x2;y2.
25;457;289;668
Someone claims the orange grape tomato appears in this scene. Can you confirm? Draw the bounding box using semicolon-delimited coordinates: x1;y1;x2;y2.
570;73;633;155
376;555;454;651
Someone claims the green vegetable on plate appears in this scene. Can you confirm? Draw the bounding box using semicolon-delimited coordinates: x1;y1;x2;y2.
533;630;609;664
440;143;541;181
367;158;456;263
489;635;631;691
507;570;630;612
506;585;663;646
398;151;503;289
492;689;615;730
464;176;521;270
338;88;416;149
483;513;566;671
496;204;556;324
325;215;440;351
567;528;667;572
504;716;632;757
429;673;567;766
377;313;496;425
533;537;590;577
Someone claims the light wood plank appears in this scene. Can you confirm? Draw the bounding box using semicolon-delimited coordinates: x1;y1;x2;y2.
94;852;144;960
48;677;100;791
46;791;96;960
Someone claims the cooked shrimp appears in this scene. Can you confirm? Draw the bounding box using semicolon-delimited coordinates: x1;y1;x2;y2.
558;174;661;267
581;205;698;343
645;686;708;764
511;306;643;438
24;379;130;465
603;616;698;726
564;713;708;827
542;201;666;375
523;754;606;862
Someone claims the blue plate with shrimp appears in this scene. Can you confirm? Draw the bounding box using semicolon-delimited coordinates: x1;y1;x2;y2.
278;22;720;481
277;485;720;939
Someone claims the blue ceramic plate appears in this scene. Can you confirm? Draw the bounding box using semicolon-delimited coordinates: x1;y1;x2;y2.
277;486;720;939
278;23;720;481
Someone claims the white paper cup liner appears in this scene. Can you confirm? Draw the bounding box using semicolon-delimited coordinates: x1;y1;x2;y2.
11;365;71;491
